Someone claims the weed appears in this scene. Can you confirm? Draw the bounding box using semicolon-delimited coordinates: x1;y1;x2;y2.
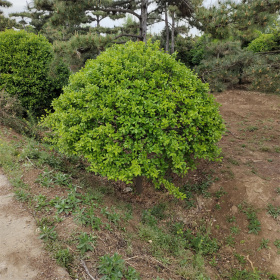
274;239;280;254
150;203;167;220
34;194;49;211
227;158;240;166
98;253;140;280
230;226;240;235
260;146;271;152
14;189;30;202
182;177;213;208
267;204;280;219
35;171;54;188
230;269;261;280
246;126;258;132
238;203;261;234
214;187;227;199
276;188;280;195
54;248;73;269
39;225;58;241
226;215;236;223
274;146;280;153
142;210;158;227
53;171;71;186
234;253;246;265
77;232;96;254
74;207;102;230
101;207;121;226
209;256;217;267
215;204;221;210
225;235;236;247
258;238;270;251
81;190;104;204
184;231;220;255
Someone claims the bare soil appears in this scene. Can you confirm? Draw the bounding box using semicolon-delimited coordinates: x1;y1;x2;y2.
0;171;71;280
0;89;280;279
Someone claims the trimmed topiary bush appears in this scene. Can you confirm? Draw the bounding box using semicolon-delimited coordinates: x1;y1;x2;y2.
42;41;225;199
0;30;69;115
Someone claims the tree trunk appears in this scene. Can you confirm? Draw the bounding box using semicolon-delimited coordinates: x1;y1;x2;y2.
135;176;144;195
140;0;148;42
171;10;175;54
165;3;169;53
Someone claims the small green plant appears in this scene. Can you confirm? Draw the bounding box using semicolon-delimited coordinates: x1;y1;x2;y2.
54;248;73;269
34;194;49;211
75;207;102;230
230;226;240;235
258;238;270;251
101;207;121;226
142;210;158;227
226;215;236;223
267;203;280;219
53;171;71;186
39;225;58;241
215;204;221;210
234;253;246;265
35;171;54;188
14;189;30;202
225;234;236;247
274;239;280;254
214;187;227;199
98;253;140;280
238;203;261;234
230;269;261;280
276;188;280;195
77;232;96;254
246;126;258;132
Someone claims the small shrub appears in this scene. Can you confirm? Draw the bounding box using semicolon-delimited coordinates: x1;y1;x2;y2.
0;30;69;115
98;253;140;280
42;40;225;199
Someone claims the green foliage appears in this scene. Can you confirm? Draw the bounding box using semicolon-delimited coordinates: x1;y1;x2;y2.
247;33;278;52
53;33;110;72
54;248;73;268
43;40;225;199
0;30;69;115
98;253;140;280
267;203;280;219
77;232;96;254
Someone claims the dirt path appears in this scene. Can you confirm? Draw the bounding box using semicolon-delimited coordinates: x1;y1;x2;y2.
0;171;71;280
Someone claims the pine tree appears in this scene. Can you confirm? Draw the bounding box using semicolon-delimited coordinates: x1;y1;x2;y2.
196;0;280;44
0;0;19;31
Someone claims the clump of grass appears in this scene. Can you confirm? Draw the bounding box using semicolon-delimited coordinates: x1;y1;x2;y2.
267;204;280;219
258;238;270;251
238;202;261;234
98;253;140;280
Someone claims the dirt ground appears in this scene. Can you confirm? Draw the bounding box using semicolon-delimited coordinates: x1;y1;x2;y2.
0;171;71;280
210;90;280;275
0;89;280;279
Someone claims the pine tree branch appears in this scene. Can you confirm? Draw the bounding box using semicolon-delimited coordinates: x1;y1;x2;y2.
97;7;140;19
113;33;141;40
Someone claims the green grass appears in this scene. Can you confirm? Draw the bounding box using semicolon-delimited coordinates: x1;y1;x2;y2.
238;202;261;234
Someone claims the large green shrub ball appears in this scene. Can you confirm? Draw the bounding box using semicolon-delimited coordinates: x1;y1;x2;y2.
0;30;69;115
43;41;224;198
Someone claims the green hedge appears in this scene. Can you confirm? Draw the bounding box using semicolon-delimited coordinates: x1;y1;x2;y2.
0;30;69;116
